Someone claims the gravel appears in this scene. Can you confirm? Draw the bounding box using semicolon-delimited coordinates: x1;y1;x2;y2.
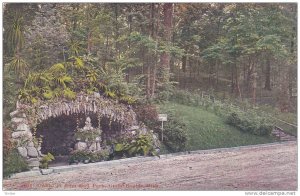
3;141;297;191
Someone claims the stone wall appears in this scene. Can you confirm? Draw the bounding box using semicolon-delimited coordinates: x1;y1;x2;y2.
10;110;41;170
10;92;140;170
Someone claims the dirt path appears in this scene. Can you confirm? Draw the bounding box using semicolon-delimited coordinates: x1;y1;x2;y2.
3;142;297;191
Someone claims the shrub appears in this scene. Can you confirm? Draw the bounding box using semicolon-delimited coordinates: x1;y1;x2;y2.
170;89;199;106
157;111;188;152
114;134;158;157
3;149;29;178
4;128;14;157
169;89;274;137
69;149;110;164
226;112;273;136
74;128;100;142
69;150;91;163
134;104;159;128
155;81;176;102
3;127;29;178
39;153;55;169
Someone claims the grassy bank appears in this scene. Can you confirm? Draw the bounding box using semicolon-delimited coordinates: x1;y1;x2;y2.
158;102;275;151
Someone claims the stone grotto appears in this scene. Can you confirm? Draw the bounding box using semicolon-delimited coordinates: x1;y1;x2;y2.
9;92;155;170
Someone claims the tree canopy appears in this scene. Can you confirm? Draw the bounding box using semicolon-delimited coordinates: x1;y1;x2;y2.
3;3;297;121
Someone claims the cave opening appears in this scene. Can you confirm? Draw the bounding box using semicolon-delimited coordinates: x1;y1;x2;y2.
36;112;124;166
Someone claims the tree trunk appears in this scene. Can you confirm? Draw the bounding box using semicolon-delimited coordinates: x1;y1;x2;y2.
114;4;120;58
87;31;92;54
182;55;187;73
146;57;151;98
279;63;290;112
234;61;242;99
126;6;133;83
231;63;234;94
189;57;192;78
264;55;271;91
215;59;219;91
128;6;132;50
246;57;252;97
251;60;257;105
151;4;159;97
159;3;173;83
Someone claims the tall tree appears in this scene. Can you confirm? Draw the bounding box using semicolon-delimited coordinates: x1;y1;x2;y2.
160;3;173;83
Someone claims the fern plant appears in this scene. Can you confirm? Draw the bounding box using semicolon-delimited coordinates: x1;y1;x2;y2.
8;55;29;78
114;134;159;158
39;153;55;169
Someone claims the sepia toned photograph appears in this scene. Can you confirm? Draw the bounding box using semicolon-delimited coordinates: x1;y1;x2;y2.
2;1;297;193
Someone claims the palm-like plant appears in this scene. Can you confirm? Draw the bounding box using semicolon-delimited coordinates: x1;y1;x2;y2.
8;55;29;78
68;40;86;57
5;14;25;54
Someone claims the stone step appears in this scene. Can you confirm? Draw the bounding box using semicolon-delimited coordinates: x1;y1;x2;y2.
271;128;296;142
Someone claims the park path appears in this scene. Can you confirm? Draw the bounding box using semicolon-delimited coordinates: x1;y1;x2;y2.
3;141;297;191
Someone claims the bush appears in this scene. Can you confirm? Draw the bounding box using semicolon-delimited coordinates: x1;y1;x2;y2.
155;81;176;102
87;149;109;162
134;104;159;128
39;153;55;169
157;111;188;152
3;127;29;178
68;149;109;164
69;150;90;163
113;133;159;158
3;149;29;178
226;112;273;136
170;89;200;106
169;89;274;137
4;128;14;157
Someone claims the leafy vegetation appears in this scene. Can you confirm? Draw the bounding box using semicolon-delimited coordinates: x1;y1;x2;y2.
227;112;272;136
113;133;159;158
17;57;138;105
155;109;188;152
3;127;29;178
169;89;285;136
159;102;275;152
69;149;109;164
74;128;101;142
2;3;296;166
39;152;55;169
3;149;29;178
134;104;159;129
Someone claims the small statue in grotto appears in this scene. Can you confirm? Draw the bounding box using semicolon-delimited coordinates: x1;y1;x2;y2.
74;116;102;151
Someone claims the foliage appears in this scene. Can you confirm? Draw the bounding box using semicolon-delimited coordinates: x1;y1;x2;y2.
168;89;275;136
98;66;138;104
74;128;101;142
17;56;137;105
133;104;159;129
90;149;110;162
68;149;109;164
3;127;30;178
24;4;70;68
155;80;177;102
4;14;25;54
156;108;188;152
159;102;275;152
69;150;91;163
39;152;55;169
3;149;29;178
169;89;203;107
3;4;296;128
7;55;29;78
112;133;159;158
18;62;76;103
227;112;273;136
4;128;14;157
114;134;158;157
